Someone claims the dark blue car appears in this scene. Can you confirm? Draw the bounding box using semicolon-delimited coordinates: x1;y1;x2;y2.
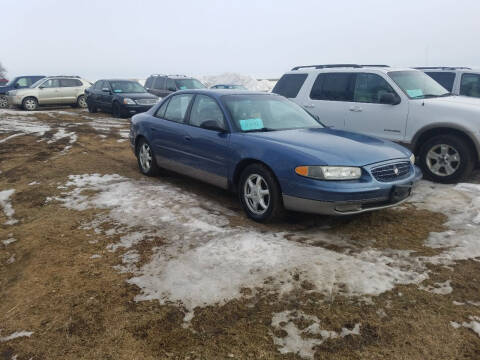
129;90;422;222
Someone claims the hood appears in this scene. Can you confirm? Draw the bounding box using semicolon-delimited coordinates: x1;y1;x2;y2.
423;95;480;108
116;92;158;100
247;128;411;166
0;85;11;94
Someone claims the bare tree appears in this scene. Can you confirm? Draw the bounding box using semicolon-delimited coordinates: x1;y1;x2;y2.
0;61;6;78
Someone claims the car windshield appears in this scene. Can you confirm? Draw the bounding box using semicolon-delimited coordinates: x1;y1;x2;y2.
388;71;450;99
222;94;323;132
110;81;146;93
175;79;206;90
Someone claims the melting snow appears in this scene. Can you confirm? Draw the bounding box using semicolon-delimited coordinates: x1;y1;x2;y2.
451;316;480;337
198;73;276;92
0;189;18;225
420;280;453;295
271;310;360;359
0;331;33;342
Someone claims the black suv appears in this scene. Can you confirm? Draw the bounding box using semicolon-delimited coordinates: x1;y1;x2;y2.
144;74;205;98
0;75;45;108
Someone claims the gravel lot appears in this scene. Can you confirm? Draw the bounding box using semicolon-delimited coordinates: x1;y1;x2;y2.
1;108;480;359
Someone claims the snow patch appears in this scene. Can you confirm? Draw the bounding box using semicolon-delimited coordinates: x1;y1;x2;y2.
451;316;480;337
198;73;276;92
0;189;18;225
0;331;33;342
420;280;453;295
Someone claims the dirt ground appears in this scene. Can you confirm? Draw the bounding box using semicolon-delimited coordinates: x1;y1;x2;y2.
1;108;480;359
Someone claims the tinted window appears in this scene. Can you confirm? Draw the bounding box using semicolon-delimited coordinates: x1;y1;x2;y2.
110;81;146;93
189;95;225;129
154;77;166;90
175;79;205;90
94;80;104;90
425;72;455;92
272;73;308;98
164;94;194;123
145;77;153;89
353;73;397;103
460;74;480;98
154;98;170;118
61;79;82;87
310;73;354;101
166;78;176;91
41;79;61;88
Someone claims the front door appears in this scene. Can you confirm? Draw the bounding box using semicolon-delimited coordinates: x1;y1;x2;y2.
345;73;408;141
38;79;62;104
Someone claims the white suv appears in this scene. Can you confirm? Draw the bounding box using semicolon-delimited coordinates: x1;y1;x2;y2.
416;67;480;99
273;64;480;183
7;76;91;111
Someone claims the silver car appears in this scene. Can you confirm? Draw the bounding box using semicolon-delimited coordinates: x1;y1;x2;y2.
7;76;91;111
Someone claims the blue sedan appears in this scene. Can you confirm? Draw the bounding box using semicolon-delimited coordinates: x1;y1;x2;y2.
129;89;422;222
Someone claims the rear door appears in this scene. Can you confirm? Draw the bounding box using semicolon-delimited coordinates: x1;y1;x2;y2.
182;94;231;188
38;79;62;104
59;78;81;103
151;77;167;97
148;93;195;170
301;72;354;129
345;72;408;141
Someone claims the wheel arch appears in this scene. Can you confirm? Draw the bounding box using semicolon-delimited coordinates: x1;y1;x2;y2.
134;134;146;156
412;125;479;163
231;158;282;193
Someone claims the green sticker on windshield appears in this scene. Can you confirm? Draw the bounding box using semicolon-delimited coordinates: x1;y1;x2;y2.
239;118;263;131
179;86;187;90
406;89;423;98
113;89;123;93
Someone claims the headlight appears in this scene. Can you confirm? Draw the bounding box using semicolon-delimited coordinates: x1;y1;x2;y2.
409;154;415;165
295;166;362;180
7;90;16;96
123;98;135;105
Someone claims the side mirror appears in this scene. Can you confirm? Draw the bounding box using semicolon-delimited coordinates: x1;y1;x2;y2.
379;93;400;105
168;87;176;92
102;88;111;93
14;83;20;88
201;120;225;132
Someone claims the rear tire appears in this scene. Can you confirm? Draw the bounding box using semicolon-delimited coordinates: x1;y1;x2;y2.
136;138;159;176
77;95;87;108
418;134;475;183
22;97;38;111
0;95;8;108
238;163;285;222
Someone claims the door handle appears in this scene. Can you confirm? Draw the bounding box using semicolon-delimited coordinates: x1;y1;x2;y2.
349;106;362;112
184;136;191;141
304;104;314;109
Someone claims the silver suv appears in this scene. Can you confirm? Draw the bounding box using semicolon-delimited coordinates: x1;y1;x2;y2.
416;67;480;98
7;76;91;111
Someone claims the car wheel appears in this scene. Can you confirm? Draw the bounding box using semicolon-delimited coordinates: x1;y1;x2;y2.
0;95;8;108
419;134;475;183
239;163;285;222
112;102;122;118
136;138;159;176
87;102;97;113
77;95;87;108
22;97;38;111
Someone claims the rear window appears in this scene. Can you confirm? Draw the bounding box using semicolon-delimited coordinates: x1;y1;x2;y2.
310;73;354;101
425;72;456;92
272;73;308;98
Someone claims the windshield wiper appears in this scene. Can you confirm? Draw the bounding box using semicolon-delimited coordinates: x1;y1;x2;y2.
412;93;451;99
243;127;275;133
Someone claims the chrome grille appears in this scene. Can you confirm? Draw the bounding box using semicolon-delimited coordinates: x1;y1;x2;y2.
135;98;157;106
371;161;411;182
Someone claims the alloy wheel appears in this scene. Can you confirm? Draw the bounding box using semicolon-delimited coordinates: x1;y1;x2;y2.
243;174;270;215
139;143;152;172
426;144;461;177
24;98;37;111
78;96;87;108
0;96;8;108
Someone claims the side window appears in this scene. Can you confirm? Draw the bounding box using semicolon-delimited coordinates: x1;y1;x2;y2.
164;94;194;123
310;73;354;101
154;77;166;90
353;73;397;104
60;79;82;87
189;95;225;130
145;77;153;89
425;72;455;92
272;73;308;98
41;79;61;88
154;98;170;118
15;77;29;87
95;80;104;90
460;74;480;98
166;78;176;91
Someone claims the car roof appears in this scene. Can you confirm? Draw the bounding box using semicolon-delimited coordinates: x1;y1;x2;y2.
102;79;142;82
285;65;413;75
174;89;275;98
147;74;195;79
416;67;480;74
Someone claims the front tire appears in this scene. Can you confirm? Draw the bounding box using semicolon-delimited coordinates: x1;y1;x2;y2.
112;102;123;118
418;134;475;183
22;97;38;111
238;163;285;222
87;102;97;113
136;138;159;176
0;95;8;108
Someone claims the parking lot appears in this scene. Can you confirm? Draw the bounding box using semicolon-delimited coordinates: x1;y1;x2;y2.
1;108;480;359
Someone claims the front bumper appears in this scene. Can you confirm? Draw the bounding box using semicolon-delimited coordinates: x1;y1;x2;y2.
282;163;422;216
120;104;154;116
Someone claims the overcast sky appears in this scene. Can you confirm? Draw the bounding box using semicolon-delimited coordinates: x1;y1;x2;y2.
2;0;479;81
